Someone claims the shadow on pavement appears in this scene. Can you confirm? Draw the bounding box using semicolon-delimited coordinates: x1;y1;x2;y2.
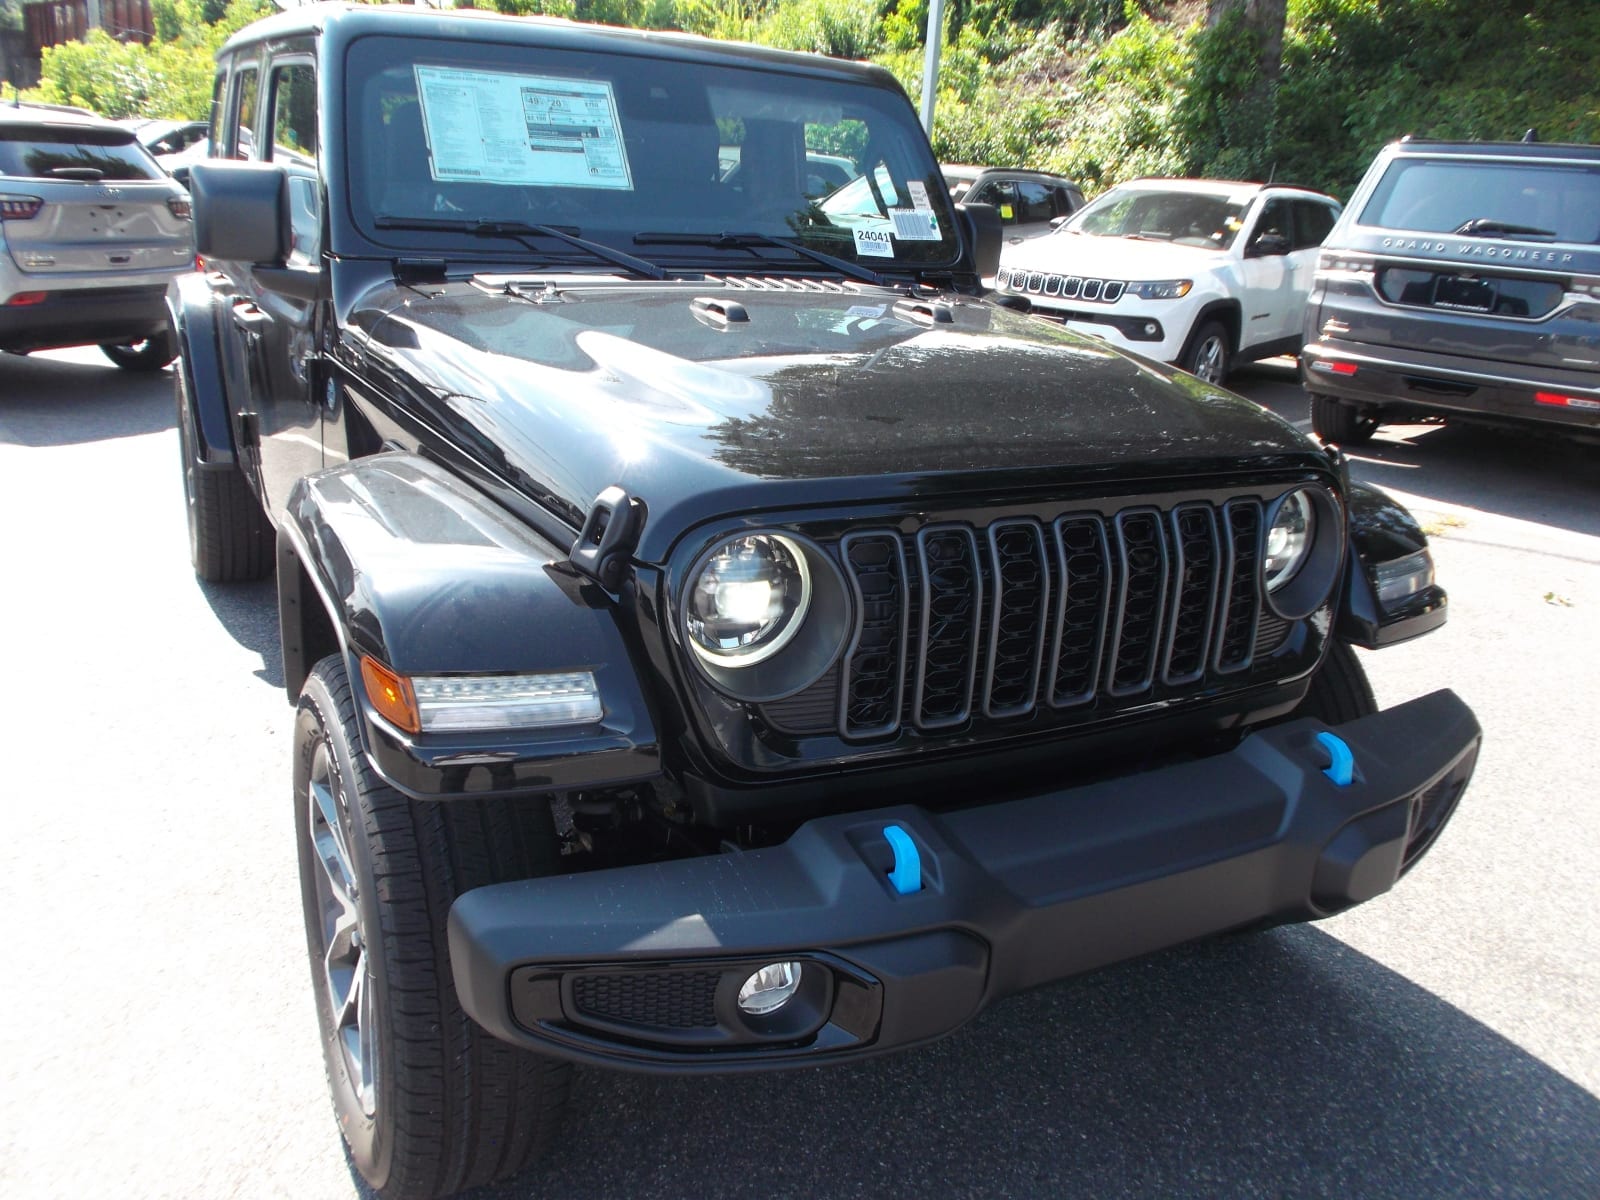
1343;422;1599;538
0;352;174;446
442;925;1598;1200
198;577;285;689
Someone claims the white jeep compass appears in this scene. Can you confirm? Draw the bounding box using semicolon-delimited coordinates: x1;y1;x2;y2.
995;178;1341;383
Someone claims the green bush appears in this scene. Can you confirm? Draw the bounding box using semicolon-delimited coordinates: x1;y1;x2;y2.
22;0;272;120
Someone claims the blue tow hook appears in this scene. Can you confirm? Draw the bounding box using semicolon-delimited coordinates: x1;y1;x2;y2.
883;824;922;895
1316;731;1356;787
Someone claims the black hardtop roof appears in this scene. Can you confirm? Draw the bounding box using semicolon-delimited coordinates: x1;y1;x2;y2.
963;167;1082;186
1391;136;1600;161
219;2;901;90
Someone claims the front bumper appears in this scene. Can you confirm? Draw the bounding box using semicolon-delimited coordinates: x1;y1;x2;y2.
1302;339;1600;436
450;690;1479;1073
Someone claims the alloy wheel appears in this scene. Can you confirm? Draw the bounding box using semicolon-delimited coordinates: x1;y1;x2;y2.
306;739;378;1116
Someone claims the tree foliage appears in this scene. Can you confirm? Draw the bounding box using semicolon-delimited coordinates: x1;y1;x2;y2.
21;0;271;118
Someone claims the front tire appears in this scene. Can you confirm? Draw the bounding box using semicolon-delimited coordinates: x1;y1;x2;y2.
1293;640;1377;725
1309;393;1380;445
1180;319;1231;384
176;368;274;582
294;656;571;1200
100;332;176;371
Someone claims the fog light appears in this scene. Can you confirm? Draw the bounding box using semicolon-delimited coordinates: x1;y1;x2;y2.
1143;322;1158;335
737;962;803;1015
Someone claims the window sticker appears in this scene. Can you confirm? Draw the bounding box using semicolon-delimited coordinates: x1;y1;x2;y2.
413;66;632;190
906;180;932;211
890;208;941;241
854;227;895;258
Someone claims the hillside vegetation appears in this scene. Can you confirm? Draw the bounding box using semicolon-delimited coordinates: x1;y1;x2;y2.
14;0;1600;199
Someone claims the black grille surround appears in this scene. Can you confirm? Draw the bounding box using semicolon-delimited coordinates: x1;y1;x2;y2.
738;485;1334;751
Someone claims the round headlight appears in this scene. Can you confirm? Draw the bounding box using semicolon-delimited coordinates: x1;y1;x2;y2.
685;533;811;666
1264;488;1315;592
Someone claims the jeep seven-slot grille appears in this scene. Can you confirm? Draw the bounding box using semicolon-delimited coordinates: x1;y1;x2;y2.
817;499;1268;740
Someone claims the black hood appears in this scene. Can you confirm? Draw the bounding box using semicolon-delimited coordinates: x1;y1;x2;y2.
354;280;1324;560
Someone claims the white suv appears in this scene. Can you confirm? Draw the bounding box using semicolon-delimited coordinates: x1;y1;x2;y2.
995;179;1341;383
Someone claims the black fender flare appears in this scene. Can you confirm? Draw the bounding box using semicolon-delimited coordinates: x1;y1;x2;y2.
278;451;660;799
1339;481;1448;648
165;273;237;467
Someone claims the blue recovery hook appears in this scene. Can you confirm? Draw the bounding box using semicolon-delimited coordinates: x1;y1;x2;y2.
882;824;923;895
1315;731;1356;787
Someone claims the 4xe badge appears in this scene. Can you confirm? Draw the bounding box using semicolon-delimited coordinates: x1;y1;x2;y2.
853;227;895;258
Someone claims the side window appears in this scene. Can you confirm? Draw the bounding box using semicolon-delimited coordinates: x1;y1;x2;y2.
1014;181;1054;224
1250;197;1292;249
271;63;318;165
1292;199;1338;249
269;61;321;265
207;72;225;148
226;63;260;160
971;180;1020;224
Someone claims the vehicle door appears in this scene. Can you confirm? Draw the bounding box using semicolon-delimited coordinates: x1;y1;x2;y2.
1288;197;1340;312
1237;195;1296;349
242;54;324;516
209;55;268;498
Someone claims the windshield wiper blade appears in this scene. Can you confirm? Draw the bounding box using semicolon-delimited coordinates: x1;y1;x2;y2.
634;230;889;287
374;216;667;281
1452;217;1558;241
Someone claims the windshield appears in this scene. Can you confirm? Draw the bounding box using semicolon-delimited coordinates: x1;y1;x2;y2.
344;35;959;272
1359;158;1600;244
1059;184;1253;250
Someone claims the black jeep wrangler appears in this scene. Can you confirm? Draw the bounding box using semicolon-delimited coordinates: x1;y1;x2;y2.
170;6;1481;1197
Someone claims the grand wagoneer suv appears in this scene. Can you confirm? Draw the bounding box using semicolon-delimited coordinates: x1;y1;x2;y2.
1303;136;1600;443
172;7;1479;1197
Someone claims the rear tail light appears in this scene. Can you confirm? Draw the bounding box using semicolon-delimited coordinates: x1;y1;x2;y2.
0;195;43;221
167;196;192;220
1318;252;1374;276
1310;360;1359;377
5;292;48;307
1534;391;1600;411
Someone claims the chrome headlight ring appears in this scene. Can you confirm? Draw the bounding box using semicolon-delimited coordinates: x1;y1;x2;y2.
1262;485;1344;621
679;530;852;703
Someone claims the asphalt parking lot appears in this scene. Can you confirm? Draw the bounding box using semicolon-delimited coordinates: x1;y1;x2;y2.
2;348;1596;1199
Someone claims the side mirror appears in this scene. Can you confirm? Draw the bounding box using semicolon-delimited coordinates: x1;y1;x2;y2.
189;160;290;266
1248;232;1290;258
958;201;1002;281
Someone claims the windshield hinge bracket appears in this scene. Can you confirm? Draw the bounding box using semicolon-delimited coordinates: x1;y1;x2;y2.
570;485;645;592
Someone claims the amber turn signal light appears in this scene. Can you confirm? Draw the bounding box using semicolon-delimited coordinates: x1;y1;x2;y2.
360;655;420;733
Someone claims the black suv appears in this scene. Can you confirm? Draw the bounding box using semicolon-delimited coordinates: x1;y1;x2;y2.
1303;136;1600;443
172;7;1480;1198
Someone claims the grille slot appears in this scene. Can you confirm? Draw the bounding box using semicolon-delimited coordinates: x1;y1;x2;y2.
984;521;1050;718
914;526;983;728
1106;509;1169;696
839;533;908;738
1215;499;1263;673
1050;515;1112;707
570;970;721;1030
1163;503;1221;685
